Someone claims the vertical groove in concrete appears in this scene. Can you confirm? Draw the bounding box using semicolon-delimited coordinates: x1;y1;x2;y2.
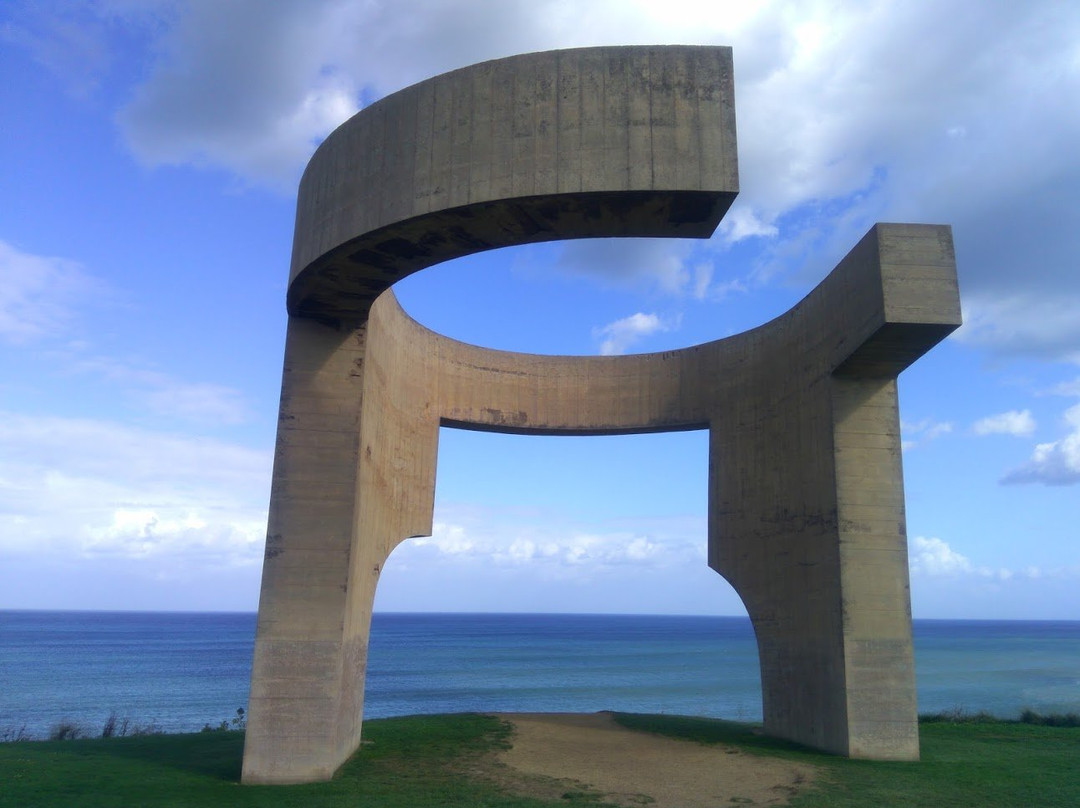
243;46;961;784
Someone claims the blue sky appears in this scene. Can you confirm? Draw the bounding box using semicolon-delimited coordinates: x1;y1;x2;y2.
1;0;1077;619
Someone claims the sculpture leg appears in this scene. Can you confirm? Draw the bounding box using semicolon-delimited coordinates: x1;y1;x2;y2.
831;375;918;759
242;316;369;784
710;375;918;759
244;294;440;784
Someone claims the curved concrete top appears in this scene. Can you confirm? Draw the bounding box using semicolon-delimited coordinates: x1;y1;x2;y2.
367;221;960;438
288;45;738;322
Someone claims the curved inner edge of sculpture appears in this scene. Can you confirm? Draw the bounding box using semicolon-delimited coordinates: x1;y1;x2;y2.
241;45;962;785
387;238;735;360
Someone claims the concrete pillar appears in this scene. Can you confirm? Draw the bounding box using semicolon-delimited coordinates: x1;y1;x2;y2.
243;317;367;782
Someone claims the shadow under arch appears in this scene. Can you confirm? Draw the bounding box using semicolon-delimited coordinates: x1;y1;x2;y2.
241;45;961;784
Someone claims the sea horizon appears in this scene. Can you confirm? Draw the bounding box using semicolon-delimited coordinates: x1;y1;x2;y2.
4;607;1078;622
3;611;1077;740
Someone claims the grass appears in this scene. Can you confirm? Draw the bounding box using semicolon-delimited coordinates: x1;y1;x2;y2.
0;714;553;808
1;712;1077;807
615;712;1080;808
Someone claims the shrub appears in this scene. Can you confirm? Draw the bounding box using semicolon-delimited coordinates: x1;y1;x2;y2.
1;725;32;743
1019;709;1080;727
921;708;1080;727
920;708;999;724
101;713;137;738
128;720;163;737
48;722;85;741
201;707;246;733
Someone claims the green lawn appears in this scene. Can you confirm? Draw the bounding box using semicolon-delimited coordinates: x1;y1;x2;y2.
616;713;1080;808
1;713;1076;807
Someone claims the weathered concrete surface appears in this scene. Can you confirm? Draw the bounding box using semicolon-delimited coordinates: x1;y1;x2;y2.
242;45;960;785
287;45;737;324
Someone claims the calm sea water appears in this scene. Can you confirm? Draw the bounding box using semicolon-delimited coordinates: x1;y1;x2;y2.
1;611;1077;739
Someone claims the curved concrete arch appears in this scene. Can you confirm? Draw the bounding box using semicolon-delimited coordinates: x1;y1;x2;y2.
242;45;960;785
287;45;737;323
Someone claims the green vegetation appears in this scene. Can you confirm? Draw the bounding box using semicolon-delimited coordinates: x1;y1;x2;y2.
0;714;550;808
616;712;1080;808
918;707;1080;727
1;712;1077;807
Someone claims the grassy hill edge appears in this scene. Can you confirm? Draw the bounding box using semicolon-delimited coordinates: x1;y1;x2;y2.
1;712;1077;807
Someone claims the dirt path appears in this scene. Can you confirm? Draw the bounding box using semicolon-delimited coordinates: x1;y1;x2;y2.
491;712;817;807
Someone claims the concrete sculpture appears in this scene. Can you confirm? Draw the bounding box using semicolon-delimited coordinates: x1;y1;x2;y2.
242;45;961;784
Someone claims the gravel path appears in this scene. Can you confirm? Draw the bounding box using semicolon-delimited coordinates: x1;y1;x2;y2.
492;712;818;807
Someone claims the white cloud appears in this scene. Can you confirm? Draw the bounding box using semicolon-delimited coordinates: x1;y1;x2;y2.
375;506;731;615
524;237;749;302
411;523;475;556
117;0;361;190
691;264;748;303
909;536;974;576
900;418;953;451
0;3;116;98
17;0;1070;361
0;241;250;426
82;508;260;563
55;348;252;426
717;204;779;243
1002;403;1080;485
0;412;271;564
396;511;703;579
690;262;714;300
0;240;100;343
12;1;1080;361
955;294;1080;365
1045;377;1080;398
553;239;693;296
593;312;673;356
140;381;250;425
972;409;1036;437
909;536;1058;582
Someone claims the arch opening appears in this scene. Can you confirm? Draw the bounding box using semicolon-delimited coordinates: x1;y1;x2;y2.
366;426;762;722
389;237;808;358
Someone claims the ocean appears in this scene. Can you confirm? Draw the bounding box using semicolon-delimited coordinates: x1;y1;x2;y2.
1;611;1078;739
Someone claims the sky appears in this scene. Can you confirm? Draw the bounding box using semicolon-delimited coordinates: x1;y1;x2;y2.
0;0;1077;620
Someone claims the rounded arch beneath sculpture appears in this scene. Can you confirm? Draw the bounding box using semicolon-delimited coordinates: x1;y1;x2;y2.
373;426;741;615
365;425;762;722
